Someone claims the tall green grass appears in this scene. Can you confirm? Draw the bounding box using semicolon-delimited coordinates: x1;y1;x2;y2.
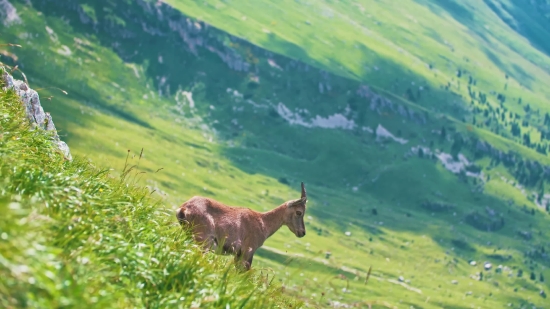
0;67;299;308
2;1;550;307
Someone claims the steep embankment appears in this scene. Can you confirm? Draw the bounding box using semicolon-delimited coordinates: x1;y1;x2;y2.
1;0;550;308
0;66;296;308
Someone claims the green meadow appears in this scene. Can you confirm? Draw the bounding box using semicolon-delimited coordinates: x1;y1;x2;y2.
1;0;549;308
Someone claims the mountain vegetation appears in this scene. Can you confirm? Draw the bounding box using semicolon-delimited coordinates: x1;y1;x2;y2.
0;65;296;308
1;0;550;308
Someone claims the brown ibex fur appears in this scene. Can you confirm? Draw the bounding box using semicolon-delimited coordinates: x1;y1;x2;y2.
176;182;308;271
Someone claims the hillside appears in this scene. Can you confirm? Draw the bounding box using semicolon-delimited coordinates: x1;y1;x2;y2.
1;0;550;308
167;0;550;153
0;66;296;308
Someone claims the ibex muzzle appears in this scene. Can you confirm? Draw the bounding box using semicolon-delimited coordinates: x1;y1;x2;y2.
177;182;308;271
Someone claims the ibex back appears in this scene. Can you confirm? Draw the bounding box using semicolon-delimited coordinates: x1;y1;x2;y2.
177;182;308;270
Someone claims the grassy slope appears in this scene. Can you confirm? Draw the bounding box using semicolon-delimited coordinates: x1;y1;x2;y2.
1;0;549;308
0;67;297;308
166;0;550;149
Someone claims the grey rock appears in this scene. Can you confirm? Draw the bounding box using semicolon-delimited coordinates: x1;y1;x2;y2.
45;112;57;132
1;66;72;161
56;140;72;160
0;0;22;27
397;105;408;118
12;80;47;129
2;69;14;88
356;84;425;124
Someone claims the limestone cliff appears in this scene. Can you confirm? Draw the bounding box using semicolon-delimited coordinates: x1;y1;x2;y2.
1;66;72;160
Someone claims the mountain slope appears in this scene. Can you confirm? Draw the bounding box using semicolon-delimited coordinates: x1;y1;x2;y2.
167;0;550;150
0;66;296;308
1;0;550;308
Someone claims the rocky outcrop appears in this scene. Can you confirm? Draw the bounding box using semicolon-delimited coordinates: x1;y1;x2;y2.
275;102;357;130
1;67;72;160
127;0;427;127
0;0;21;27
356;84;427;125
375;124;408;144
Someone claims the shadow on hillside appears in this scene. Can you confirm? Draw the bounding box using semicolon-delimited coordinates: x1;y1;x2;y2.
54;88;153;130
414;0;550;70
415;0;475;24
0;29;153;147
256;33;313;66
485;0;550;57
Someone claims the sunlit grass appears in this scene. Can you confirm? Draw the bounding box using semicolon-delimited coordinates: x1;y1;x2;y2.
0;68;299;308
1;0;550;308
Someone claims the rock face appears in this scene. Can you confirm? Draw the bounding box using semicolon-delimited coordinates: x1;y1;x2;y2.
275;102;357;130
356;84;427;125
375;124;408;144
0;0;22;27
1;67;72;160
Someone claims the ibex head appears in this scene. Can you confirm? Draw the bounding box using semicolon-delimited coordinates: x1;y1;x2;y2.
285;182;308;238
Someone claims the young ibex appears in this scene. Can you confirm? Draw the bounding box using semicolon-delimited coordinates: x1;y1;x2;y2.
176;182;308;270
